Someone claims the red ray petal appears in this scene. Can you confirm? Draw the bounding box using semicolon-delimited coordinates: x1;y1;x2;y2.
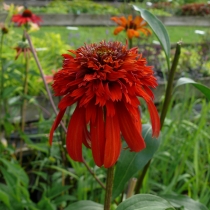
66;105;86;162
104;113;121;168
58;94;76;110
106;100;115;117
146;100;160;138
49;108;66;145
83;126;91;148
116;102;145;152
86;99;97;124
90;106;105;167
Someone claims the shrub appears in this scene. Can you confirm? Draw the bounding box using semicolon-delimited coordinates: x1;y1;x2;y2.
177;3;210;16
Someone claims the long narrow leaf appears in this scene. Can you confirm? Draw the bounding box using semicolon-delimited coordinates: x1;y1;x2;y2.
175;77;210;100
133;5;171;70
65;200;103;210
112;124;160;200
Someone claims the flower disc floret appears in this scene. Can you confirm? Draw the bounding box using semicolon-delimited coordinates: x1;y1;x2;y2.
50;40;160;168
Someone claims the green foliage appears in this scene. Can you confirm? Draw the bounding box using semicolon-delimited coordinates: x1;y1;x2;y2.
160;194;208;210
31;0;120;15
116;194;175;210
65;200;103;210
0;3;210;210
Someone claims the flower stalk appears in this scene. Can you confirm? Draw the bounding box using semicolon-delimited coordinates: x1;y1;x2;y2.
24;32;67;133
0;34;4;135
19;49;29;164
160;42;181;128
104;166;115;210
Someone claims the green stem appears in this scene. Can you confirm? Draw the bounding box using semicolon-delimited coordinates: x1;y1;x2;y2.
134;42;182;194
104;166;115;210
128;38;133;49
160;43;181;128
19;51;29;164
0;34;4;134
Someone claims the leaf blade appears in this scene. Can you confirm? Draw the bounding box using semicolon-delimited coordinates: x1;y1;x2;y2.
175;77;210;100
64;200;103;210
133;5;171;70
112;124;160;200
160;194;208;210
116;194;175;210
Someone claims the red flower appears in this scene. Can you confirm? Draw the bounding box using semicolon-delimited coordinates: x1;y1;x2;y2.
111;15;152;39
12;9;42;26
49;41;160;168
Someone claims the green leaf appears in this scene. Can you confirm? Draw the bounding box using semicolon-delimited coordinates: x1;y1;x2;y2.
64;200;103;210
133;5;171;70
20;132;49;154
160;194;208;210
175;77;210;100
53;195;77;206
116;194;175;210
112;124;160;200
47;165;78;180
0;189;11;209
37;196;56;210
47;184;72;199
0;158;29;187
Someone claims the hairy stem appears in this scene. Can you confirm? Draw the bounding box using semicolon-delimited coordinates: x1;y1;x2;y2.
83;160;106;190
24;32;67;132
104;166;115;210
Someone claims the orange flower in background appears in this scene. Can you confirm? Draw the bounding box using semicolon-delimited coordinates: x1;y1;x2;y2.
111;15;152;39
49;41;160;168
12;9;42;26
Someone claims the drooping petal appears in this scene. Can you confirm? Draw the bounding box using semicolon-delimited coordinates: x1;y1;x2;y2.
106;100;115;117
49;108;66;145
90;106;106;167
104;113;121;168
58;94;76;110
66;105;86;162
116;102;145;152
146;100;160;138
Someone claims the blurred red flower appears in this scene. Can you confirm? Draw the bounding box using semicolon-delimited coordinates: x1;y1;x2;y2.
49;41;160;168
111;15;152;39
14;46;31;60
12;9;42;26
